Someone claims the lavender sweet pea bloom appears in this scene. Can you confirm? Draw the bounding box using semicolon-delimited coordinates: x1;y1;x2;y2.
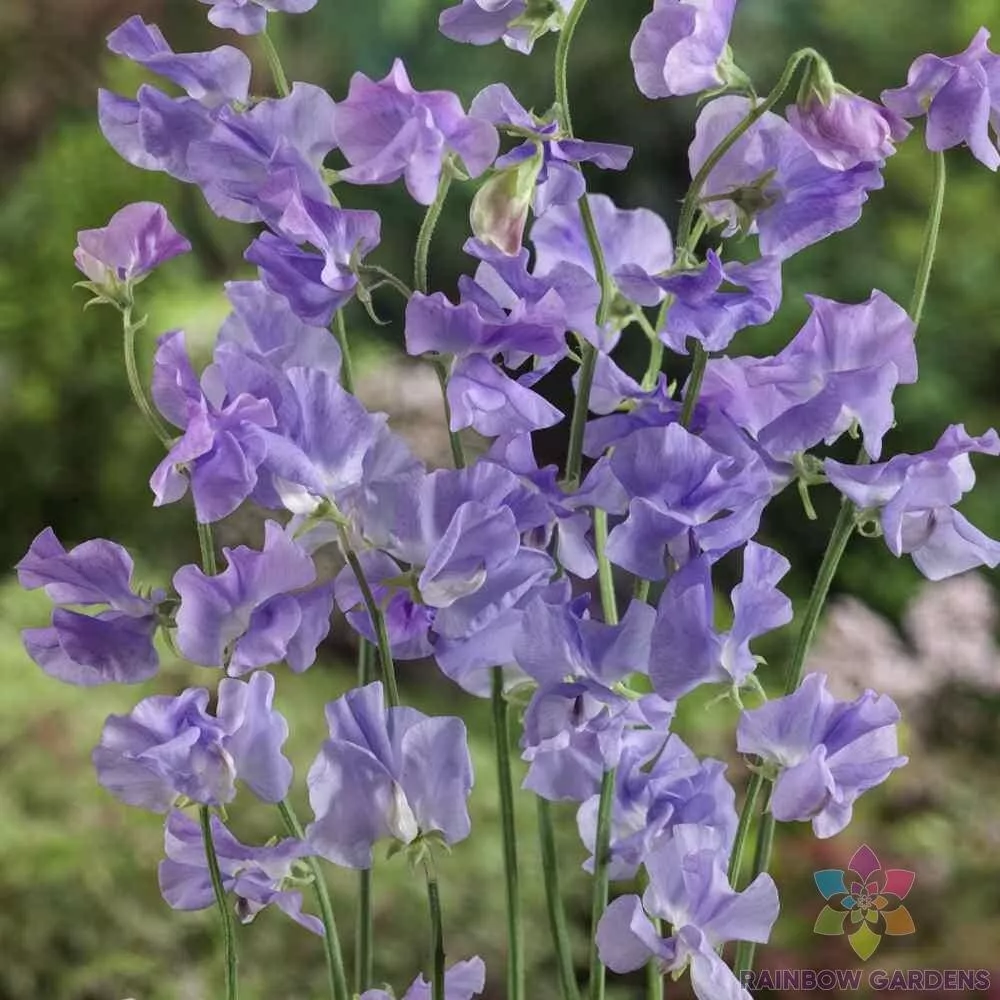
75;202;191;291
307;682;474;867
333;60;499;205
788;91;911;171
361;957;486;1000
700;291;917;463
174;521;333;675
440;0;571;54
738;673;907;837
650;542;792;700
882;28;1000;170
93;670;293;810
689;95;884;260
198;0;317;35
631;0;738;99
17;529;163;686
159;810;322;934
597;824;779;1000
826;424;1000;580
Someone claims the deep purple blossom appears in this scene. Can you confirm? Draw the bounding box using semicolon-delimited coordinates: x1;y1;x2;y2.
333;60;499;205
579;739;737;880
597;824;779;1000
631;0;738;99
650;542;792;700
159;811;322;934
787;91;911;171
198;0;317;35
618;250;782;353
882;28;1000;170
361;957;486;1000
17;529;162;686
689;95;885;260
826;424;1000;580
93;670;292;810
75;202;191;290
737;673;907;837
306;682;473;867
174;520;333;674
440;0;570;54
700;291;917;463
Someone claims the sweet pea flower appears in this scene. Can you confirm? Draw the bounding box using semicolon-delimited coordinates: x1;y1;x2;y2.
737;673;907;837
631;0;739;99
689;95;884;260
788;91;911;171
93;671;293;810
159;811;322;934
826;424;1000;580
882;28;1000;170
361;957;486;1000
597;824;779;1000
440;0;571;54
650;542;792;700
74;202;191;292
307;682;473;868
174;521;334;675
198;0;317;36
17;529;163;686
333;60;499;205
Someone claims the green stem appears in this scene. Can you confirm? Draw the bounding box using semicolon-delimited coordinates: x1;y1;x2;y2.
492;667;524;1000
333;311;355;394
726;771;764;886
553;0;590;136
646;923;664;1000
260;29;290;97
197;522;218;576
588;769;615;1000
414;170;453;296
678;345;708;428
564;343;597;488
732;790;776;978
908;150;947;331
122;304;172;448
277;801;350;1000
200;806;238;1000
593;509;619;626
433;359;467;470
537;798;582;1000
633;578;651;604
338;527;401;707
424;859;446;1000
354;641;374;994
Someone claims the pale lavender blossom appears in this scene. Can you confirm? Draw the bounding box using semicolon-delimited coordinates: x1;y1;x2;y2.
198;0;317;36
361;957;486;1000
440;0;571;54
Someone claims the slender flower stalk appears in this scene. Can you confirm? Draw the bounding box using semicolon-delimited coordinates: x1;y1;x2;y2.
355;641;374;994
537;798;582;1000
492;666;525;1000
200;805;239;1000
732;791;776;977
122;302;172;448
277;800;350;1000
424;859;447;1000
908;151;947;328
333;311;355;394
588;769;615;1000
593;510;619;626
260;29;291;98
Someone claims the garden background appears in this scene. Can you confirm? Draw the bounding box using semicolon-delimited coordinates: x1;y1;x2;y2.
1;0;999;997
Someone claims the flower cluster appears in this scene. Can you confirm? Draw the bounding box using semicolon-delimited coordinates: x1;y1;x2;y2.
21;3;1000;1000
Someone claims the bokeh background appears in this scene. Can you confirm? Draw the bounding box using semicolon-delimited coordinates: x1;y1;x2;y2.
1;1;999;997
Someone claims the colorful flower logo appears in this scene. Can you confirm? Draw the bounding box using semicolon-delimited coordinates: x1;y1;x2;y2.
813;844;915;960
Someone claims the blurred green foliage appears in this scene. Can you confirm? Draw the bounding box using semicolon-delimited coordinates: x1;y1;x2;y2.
1;0;1000;998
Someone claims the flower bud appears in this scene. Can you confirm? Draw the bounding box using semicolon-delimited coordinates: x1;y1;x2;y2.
469;150;543;256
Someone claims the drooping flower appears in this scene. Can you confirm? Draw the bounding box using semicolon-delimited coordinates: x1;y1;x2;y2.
159;810;322;934
306;682;474;868
737;673;907;837
699;291;917;463
361;957;486;1000
630;0;739;99
689;95;885;260
597;824;779;1000
650;542;792;700
74;202;191;293
93;670;293;810
440;0;571;54
333;60;499;205
173;521;334;675
197;0;318;36
787;91;911;171
17;529;163;686
882;28;1000;170
826;424;1000;580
